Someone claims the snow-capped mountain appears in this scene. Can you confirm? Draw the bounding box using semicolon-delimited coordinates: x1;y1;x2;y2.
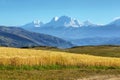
21;16;120;41
45;16;82;27
33;20;44;27
108;17;120;26
22;16;99;29
21;20;44;30
82;20;97;27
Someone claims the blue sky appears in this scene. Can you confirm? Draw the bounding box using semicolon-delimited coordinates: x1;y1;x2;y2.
0;0;120;26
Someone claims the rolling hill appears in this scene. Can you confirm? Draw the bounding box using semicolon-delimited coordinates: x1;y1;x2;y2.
25;45;120;58
0;26;73;48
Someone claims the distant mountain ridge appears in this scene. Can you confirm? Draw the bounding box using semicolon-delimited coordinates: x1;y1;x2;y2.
21;16;120;39
0;26;73;48
22;16;102;28
21;16;120;46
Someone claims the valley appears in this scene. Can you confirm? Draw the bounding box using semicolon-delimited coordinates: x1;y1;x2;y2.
1;18;120;80
1;0;120;79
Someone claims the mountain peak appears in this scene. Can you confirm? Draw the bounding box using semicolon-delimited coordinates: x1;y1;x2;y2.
109;17;120;26
83;20;93;26
33;20;43;27
113;17;120;21
46;16;81;27
52;16;72;23
52;16;59;21
22;20;44;29
82;20;98;27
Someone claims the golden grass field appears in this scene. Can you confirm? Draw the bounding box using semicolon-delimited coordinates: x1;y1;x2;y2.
0;47;120;67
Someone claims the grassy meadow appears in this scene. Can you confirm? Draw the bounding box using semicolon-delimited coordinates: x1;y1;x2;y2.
0;46;120;79
64;45;120;57
27;45;120;57
0;46;120;68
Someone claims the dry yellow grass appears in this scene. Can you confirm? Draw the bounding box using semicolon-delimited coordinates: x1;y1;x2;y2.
0;47;120;67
